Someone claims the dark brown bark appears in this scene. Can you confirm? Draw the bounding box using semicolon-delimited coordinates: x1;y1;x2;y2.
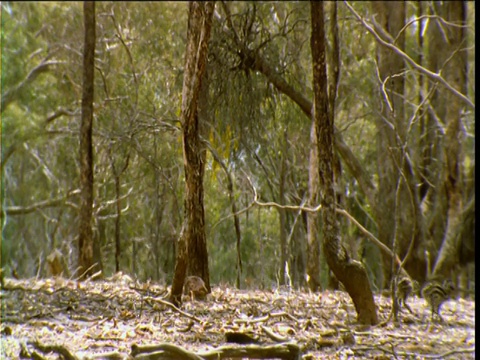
107;146;130;273
78;1;97;279
310;2;378;325
170;1;214;306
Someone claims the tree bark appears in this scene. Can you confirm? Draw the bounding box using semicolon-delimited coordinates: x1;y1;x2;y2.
278;129;289;286
78;1;98;279
431;1;468;278
370;1;425;287
306;120;321;292
310;1;378;325
170;1;214;306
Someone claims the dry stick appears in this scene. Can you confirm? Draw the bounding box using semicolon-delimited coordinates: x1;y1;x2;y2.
72;264;101;281
221;173;403;268
28;341;77;360
131;343;204;360
344;1;474;110
88;351;129;359
234;311;299;325
335;209;402;268
198;343;302;360
261;325;290;343
144;296;202;322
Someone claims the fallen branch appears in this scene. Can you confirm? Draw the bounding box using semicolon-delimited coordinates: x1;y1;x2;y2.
144;296;202;322
131;343;204;360
28;341;77;360
132;341;302;360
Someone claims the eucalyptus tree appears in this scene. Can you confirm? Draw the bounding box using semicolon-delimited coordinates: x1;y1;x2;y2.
170;1;215;306
369;1;419;287
2;3;85;276
345;1;475;289
426;1;473;280
311;1;378;325
77;1;98;278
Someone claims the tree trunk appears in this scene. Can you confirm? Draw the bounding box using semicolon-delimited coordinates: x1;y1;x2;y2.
306;120;321;292
278;129;288;286
310;1;378;325
170;1;214;306
422;2;450;258
107;146;129;274
431;1;468;278
370;1;424;287
78;1;98;279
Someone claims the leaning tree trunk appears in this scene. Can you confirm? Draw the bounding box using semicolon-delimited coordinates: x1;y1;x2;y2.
170;1;214;306
78;1;98;279
310;1;378;325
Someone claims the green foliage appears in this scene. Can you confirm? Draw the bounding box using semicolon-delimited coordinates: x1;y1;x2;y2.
1;2;474;290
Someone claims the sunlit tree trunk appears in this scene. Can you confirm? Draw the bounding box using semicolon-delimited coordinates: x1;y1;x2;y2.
78;1;99;279
311;1;378;325
170;1;214;306
278;129;288;286
306;121;321;292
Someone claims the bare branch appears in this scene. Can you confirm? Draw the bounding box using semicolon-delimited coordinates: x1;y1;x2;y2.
344;1;474;110
2;60;65;113
395;14;471;45
336;208;403;269
2;189;81;217
94;187;134;215
45;108;78;124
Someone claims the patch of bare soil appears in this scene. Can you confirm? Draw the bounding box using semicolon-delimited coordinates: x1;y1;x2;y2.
0;276;475;359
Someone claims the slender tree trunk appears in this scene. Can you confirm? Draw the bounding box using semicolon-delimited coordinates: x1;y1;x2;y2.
422;1;451;272
306;120;321;292
278;129;288;286
370;1;425;287
311;1;378;325
432;1;468;278
78;1;97;279
170;1;214;306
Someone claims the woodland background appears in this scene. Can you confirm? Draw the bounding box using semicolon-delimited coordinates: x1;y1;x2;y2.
1;1;475;294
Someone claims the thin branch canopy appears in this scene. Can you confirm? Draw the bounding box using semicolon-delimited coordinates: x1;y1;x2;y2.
344;1;474;109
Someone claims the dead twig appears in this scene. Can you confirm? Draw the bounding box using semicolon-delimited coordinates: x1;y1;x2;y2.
344;1;474;109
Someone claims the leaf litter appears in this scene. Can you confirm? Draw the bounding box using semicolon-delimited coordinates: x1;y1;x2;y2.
0;276;474;359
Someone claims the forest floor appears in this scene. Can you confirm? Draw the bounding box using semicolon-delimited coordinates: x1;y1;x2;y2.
0;275;475;359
